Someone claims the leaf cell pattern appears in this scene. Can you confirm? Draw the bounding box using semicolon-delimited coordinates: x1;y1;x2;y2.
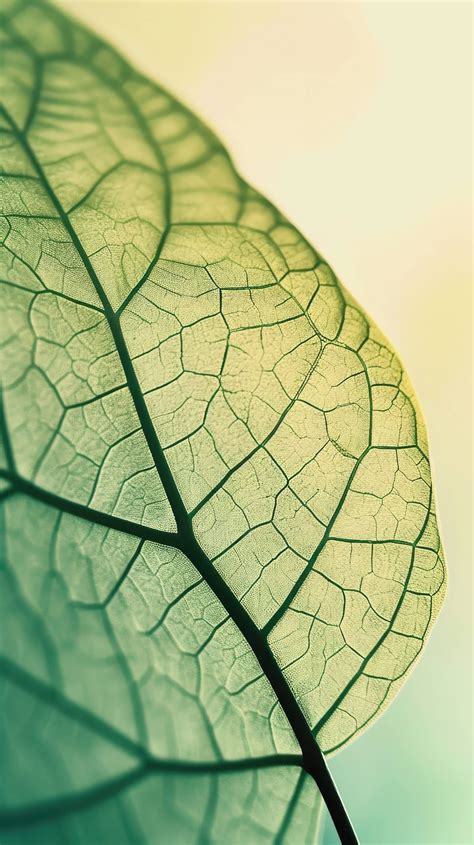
0;1;446;843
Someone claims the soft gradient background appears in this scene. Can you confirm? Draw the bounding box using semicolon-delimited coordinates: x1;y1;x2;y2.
60;2;473;843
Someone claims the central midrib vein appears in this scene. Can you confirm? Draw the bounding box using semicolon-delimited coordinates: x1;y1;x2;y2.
3;108;357;845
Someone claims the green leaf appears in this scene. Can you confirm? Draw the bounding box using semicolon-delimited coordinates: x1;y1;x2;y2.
0;1;446;843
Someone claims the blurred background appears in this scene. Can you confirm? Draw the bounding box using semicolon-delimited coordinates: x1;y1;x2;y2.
60;2;473;842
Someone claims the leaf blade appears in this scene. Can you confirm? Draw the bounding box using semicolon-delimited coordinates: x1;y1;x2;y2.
0;1;445;842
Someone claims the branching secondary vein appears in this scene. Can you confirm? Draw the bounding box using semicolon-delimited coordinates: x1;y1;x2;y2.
2;107;358;845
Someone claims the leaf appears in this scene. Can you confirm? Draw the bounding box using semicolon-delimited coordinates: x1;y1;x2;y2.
0;1;446;843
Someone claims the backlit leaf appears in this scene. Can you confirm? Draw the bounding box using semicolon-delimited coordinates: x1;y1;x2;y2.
0;1;446;842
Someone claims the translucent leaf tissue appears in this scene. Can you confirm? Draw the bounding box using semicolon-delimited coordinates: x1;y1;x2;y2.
0;1;446;843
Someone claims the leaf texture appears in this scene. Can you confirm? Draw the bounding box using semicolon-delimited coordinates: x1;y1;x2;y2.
0;0;446;842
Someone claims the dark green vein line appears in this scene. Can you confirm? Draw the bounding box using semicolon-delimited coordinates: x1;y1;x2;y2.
0;655;303;782
1;460;354;844
115;223;170;317
66;160;160;215
2;108;186;532
189;339;326;519
262;446;371;636
313;488;433;737
1;58;359;845
0;469;179;547
0;389;16;473
74;540;145;610
274;769;306;845
0;655;156;764
172;530;358;845
0;765;151;829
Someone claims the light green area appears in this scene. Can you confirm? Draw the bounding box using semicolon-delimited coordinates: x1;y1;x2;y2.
0;0;446;842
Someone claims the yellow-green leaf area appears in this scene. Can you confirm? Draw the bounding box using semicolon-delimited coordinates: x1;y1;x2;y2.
0;1;445;843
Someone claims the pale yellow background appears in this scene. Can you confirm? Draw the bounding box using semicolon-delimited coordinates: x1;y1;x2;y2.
59;2;473;842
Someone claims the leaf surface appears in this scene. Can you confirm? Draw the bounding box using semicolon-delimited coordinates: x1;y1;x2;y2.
0;1;446;842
